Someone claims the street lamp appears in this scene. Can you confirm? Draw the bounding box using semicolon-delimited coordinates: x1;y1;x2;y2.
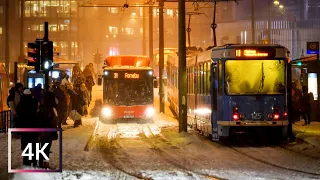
274;0;279;5
279;4;284;9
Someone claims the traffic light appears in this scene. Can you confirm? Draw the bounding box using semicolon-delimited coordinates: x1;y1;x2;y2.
296;62;302;66
41;41;54;71
27;42;41;71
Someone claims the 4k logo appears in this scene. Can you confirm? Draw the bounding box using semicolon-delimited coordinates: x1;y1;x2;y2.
8;128;62;173
22;143;50;160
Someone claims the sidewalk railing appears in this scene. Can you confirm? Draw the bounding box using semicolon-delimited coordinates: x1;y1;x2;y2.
0;110;11;133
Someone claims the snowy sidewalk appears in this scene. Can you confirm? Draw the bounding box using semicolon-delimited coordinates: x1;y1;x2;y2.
293;121;320;149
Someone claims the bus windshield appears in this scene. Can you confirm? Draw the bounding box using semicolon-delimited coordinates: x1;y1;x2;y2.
104;80;153;106
224;60;285;95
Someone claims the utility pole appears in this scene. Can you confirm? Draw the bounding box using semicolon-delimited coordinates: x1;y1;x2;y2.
267;0;271;43
4;0;9;78
149;4;154;69
178;0;187;133
159;0;165;113
19;0;25;62
142;7;147;55
251;0;255;44
211;1;217;47
187;14;191;47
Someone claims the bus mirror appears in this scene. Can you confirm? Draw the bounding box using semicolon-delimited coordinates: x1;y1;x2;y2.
97;76;102;86
154;80;158;88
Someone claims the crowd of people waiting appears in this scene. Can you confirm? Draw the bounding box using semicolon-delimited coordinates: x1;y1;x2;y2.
6;63;96;169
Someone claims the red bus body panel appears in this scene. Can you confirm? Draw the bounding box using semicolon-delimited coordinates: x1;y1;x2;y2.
107;105;153;119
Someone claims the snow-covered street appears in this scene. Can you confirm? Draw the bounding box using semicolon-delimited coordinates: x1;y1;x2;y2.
1;86;320;180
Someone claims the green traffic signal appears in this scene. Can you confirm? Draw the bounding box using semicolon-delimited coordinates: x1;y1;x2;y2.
297;62;302;66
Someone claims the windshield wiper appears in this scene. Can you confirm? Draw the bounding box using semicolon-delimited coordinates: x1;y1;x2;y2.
258;62;265;93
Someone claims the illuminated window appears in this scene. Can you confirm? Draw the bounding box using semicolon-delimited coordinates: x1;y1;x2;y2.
153;9;159;17
225;60;285;95
125;28;134;35
60;24;69;31
139;7;143;17
109;47;119;56
109;26;118;35
0;27;2;35
109;7;118;14
167;9;174;17
140;28;143;34
49;24;58;32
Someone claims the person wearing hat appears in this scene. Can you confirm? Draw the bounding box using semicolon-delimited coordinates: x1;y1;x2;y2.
16;88;39;166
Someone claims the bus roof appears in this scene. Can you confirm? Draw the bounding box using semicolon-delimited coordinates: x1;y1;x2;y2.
213;44;286;50
105;55;150;67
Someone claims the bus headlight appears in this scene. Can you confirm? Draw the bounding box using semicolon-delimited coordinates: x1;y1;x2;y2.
145;107;155;117
102;107;112;117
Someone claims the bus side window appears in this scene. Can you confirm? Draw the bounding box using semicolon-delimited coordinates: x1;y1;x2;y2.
212;64;217;110
206;62;210;95
218;60;222;95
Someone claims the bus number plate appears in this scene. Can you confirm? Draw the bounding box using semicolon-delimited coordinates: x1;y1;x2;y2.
251;112;261;119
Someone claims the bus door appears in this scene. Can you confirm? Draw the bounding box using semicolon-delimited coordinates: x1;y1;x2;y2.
211;59;219;140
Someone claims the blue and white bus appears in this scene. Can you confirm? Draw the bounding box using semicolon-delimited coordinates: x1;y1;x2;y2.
167;44;289;141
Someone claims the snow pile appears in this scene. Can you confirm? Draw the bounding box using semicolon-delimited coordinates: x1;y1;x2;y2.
13;170;114;180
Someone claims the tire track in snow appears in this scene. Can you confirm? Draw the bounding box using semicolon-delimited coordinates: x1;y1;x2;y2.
228;145;320;177
138;123;225;180
96;123;152;180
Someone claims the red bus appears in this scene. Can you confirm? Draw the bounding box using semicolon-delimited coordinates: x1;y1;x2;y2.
98;55;155;123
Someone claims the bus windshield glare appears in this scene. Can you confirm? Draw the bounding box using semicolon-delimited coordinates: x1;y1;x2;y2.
224;60;285;95
104;80;153;105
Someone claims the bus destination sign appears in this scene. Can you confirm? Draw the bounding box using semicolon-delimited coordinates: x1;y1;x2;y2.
235;48;276;58
104;70;152;80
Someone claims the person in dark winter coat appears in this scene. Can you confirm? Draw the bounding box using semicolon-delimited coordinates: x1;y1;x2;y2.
38;91;58;168
33;83;42;103
85;75;95;102
54;85;67;128
67;87;84;127
16;89;39;166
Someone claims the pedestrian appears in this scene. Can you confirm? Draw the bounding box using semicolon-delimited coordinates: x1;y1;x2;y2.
8;83;24;138
33;83;42;103
67;85;84;127
38;91;58;169
53;84;67;128
79;83;89;116
292;82;302;123
85;75;95;102
301;86;312;125
15;89;39;166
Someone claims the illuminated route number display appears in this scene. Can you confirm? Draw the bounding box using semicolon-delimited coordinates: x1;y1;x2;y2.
106;71;150;80
235;48;276;58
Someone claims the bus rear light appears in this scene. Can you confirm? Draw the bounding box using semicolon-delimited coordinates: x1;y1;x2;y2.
273;114;280;120
273;106;280;120
283;106;287;116
233;114;239;120
232;106;239;121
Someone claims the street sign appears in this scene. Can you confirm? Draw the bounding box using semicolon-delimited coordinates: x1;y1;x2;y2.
261;40;269;44
307;42;319;54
